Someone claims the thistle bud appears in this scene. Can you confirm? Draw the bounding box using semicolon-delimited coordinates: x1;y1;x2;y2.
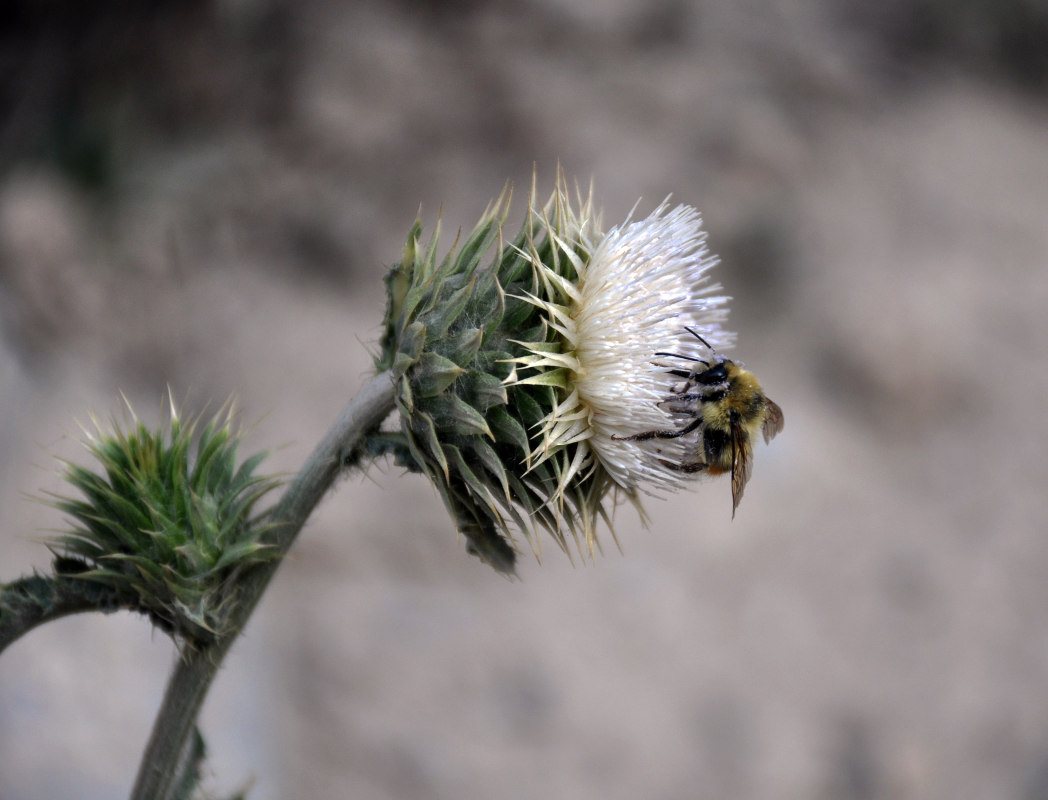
48;401;280;646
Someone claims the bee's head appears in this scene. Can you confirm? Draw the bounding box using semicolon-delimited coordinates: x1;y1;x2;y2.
692;357;731;386
656;327;742;392
681;327;737;387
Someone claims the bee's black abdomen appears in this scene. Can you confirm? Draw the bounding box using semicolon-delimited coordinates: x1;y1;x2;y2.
703;427;730;463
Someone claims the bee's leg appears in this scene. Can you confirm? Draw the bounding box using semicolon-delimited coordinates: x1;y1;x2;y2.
654;458;706;473
659;394;707;413
614;429;676;442
613;416;703;441
669;460;706;473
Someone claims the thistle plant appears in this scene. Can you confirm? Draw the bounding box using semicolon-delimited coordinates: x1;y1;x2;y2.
0;170;780;800
375;172;737;572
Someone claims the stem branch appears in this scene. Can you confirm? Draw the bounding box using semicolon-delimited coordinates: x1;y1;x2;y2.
0;575;110;655
130;370;396;800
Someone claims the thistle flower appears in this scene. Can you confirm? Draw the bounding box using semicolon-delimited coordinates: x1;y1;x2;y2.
47;401;280;646
512;197;733;496
375;171;738;573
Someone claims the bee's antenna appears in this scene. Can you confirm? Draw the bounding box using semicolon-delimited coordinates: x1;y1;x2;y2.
655;327;720;367
683;326;714;351
654;351;703;362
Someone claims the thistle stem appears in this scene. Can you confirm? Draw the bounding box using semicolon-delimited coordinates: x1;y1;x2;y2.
0;576;107;655
130;370;396;800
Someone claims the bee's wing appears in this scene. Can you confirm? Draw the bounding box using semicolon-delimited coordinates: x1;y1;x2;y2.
762;399;784;444
730;424;754;518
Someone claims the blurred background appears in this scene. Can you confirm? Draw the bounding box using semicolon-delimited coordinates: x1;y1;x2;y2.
2;0;1047;798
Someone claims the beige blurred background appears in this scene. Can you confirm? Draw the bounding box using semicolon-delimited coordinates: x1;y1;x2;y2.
2;1;1047;798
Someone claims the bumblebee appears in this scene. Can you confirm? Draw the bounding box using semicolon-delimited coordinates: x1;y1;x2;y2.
617;328;783;515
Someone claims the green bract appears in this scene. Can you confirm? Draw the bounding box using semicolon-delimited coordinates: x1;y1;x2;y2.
375;180;626;573
49;403;280;645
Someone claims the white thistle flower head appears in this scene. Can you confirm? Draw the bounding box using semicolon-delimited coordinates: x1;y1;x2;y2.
513;179;733;508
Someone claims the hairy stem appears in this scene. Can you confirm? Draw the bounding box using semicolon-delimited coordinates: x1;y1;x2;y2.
130;370;396;800
0;575;113;655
